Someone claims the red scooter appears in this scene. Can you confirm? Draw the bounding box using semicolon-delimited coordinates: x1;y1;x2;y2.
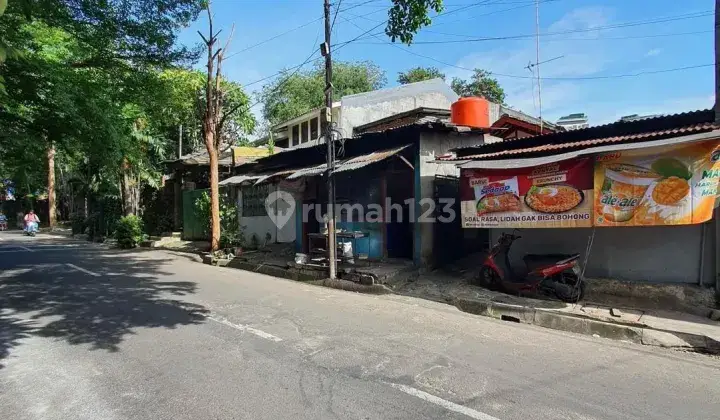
477;232;585;302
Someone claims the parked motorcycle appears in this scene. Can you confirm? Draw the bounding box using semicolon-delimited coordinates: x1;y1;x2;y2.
475;231;585;302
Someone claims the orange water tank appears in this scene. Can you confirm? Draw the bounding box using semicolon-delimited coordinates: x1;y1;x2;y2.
450;97;489;128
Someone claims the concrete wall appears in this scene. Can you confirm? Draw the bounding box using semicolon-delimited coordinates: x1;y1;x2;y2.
340;92;455;138
237;181;300;245
339;78;458;138
488;224;715;285
415;131;485;266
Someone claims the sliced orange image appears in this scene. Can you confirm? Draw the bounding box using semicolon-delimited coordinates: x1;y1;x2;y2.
652;176;690;206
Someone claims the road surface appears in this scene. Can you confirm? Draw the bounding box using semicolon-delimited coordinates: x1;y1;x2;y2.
1;231;718;419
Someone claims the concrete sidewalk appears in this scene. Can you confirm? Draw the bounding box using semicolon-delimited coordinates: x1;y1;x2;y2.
391;272;720;353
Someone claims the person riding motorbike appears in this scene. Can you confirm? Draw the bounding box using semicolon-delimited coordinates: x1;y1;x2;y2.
23;210;40;234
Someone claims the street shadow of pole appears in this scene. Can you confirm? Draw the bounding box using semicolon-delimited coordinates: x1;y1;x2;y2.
0;250;208;368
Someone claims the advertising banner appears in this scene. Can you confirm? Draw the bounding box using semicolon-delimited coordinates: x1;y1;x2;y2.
593;140;720;226
460;158;594;228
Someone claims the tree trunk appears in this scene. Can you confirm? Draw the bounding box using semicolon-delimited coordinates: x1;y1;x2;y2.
208;143;220;251
47;140;56;229
121;158;133;216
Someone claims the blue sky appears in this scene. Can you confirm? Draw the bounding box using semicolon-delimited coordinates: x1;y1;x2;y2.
177;0;715;126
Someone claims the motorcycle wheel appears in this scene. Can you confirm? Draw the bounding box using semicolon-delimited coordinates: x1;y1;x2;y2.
473;266;499;290
554;274;585;302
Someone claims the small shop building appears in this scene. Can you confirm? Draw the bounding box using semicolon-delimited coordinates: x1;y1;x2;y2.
440;109;720;286
220;108;490;267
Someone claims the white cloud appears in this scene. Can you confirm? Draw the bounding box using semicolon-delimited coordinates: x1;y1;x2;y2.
645;48;662;57
547;6;612;34
443;6;616;120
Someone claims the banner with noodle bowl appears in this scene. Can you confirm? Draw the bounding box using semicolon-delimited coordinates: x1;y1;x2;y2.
460;158;594;228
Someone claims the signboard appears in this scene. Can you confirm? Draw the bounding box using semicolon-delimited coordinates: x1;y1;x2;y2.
460;158;594;228
593;140;720;226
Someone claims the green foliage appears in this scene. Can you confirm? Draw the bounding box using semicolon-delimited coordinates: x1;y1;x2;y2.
397;66;445;84
261;60;386;126
451;69;506;104
114;215;145;249
194;190;244;248
141;187;174;236
386;0;444;45
70;212;85;234
0;0;219;215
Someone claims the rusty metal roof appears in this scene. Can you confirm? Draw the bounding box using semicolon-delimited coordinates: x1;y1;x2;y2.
219;175;261;186
287;145;411;179
447;109;717;161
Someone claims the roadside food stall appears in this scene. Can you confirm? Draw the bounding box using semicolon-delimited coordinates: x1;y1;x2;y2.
458;135;720;285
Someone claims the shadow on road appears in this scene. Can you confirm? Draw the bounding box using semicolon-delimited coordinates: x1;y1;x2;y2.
0;249;208;368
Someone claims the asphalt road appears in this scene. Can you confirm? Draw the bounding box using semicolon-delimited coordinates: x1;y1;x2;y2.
1;231;719;420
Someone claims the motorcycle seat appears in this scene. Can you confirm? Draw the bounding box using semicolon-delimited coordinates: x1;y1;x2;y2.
524;253;577;261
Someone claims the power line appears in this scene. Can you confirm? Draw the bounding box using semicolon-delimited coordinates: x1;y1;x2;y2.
353;10;714;44
334;19;387;51
331;0;343;32
340;6;710;44
429;0;561;28
338;0;383;13
224;16;323;60
340;16;714;81
394;42;714;80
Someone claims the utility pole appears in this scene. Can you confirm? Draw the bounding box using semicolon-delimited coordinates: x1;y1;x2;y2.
534;0;543;133
178;124;183;159
715;0;720;124
323;0;337;279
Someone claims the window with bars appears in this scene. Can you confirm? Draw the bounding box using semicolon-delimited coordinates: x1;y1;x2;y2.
310;117;319;140
301;121;309;143
291;125;299;146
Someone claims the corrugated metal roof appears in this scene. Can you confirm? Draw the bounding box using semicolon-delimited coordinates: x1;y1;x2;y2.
286;145;411;180
219;175;261;186
254;169;298;185
460;130;720;169
449;109;716;161
441;121;717;161
499;106;560;131
350;115;482;139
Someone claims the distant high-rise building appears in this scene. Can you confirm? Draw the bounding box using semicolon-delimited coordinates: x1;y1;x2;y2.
556;113;589;130
618;114;664;123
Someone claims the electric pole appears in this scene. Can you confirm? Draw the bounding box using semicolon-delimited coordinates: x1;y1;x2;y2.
323;0;337;279
178;124;183;159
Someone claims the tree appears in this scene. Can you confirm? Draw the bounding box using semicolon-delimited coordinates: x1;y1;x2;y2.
261;61;386;126
198;1;238;252
397;66;445;84
386;0;444;44
0;0;205;228
451;69;506;104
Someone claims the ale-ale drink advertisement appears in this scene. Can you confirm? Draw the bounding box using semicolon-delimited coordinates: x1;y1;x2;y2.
460;158;594;228
593;139;720;226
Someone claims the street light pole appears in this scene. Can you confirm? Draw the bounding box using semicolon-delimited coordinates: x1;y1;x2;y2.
323;0;337;279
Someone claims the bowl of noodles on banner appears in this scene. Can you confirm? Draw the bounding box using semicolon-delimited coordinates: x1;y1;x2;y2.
474;178;522;215
524;184;584;213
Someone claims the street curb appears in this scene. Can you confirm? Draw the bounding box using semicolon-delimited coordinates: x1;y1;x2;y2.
454;297;718;353
304;278;394;295
207;258;394;294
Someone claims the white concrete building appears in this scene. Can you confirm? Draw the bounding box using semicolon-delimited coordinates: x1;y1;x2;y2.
270;78;459;149
556;113;589;130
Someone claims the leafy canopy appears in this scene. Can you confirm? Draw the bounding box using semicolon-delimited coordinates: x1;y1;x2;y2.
397;66;445;84
261;60;386;126
451;69;506;104
386;0;444;45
